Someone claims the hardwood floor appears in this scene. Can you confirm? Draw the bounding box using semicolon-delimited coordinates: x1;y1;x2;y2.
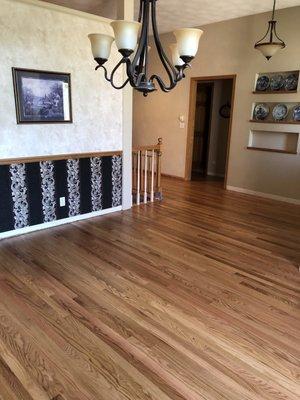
0;177;299;400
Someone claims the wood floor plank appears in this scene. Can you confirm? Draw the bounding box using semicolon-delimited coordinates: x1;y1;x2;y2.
0;356;33;400
0;177;299;399
0;264;174;400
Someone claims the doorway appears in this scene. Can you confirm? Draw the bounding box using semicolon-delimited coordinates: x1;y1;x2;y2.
186;75;236;187
192;83;213;178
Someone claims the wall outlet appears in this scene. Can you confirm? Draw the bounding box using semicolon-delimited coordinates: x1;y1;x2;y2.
59;197;66;207
179;122;185;129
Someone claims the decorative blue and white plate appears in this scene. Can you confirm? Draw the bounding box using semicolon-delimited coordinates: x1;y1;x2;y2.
254;104;270;120
284;74;298;91
256;75;270;91
270;75;284;91
293;105;300;121
272;104;288;121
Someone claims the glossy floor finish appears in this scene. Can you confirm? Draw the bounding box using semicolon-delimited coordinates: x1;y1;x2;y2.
0;178;299;400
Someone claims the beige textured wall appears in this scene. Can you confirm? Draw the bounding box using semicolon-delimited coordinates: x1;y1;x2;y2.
133;7;300;201
0;0;122;158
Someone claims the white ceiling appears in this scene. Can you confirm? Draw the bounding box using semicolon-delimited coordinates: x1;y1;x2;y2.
43;0;300;33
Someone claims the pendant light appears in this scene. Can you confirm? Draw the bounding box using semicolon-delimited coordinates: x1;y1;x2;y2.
254;0;286;60
88;0;203;96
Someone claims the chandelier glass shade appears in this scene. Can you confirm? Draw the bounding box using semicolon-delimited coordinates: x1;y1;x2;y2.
88;0;203;96
254;0;286;60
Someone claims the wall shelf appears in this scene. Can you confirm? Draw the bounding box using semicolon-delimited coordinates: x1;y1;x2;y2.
247;146;297;154
252;90;298;94
248;129;299;155
254;70;299;93
250;120;300;125
251;102;300;124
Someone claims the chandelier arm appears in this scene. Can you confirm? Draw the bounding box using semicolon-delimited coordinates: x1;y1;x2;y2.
96;65;111;82
151;0;177;76
137;0;150;77
149;74;181;92
149;75;172;92
175;67;186;82
138;0;143;23
109;58;132;89
273;23;286;45
136;47;146;76
110;77;130;90
255;21;272;46
150;64;187;93
134;0;148;76
130;0;150;79
124;57;138;88
150;0;178;89
97;59;130;90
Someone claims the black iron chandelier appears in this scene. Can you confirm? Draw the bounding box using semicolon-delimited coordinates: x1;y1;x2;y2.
88;0;203;96
254;0;286;60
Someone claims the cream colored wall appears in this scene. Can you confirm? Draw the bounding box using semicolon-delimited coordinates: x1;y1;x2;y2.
0;0;122;158
133;7;300;201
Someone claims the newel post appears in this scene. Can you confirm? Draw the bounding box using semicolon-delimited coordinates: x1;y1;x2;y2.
156;137;163;200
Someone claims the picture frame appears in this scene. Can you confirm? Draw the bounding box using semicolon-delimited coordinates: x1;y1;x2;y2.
12;68;73;124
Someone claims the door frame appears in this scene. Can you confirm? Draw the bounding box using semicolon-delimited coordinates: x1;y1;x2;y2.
185;74;236;187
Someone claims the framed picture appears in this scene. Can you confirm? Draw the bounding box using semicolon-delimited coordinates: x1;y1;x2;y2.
12;68;73;124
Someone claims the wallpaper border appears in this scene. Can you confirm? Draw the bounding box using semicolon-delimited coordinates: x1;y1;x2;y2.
0;153;123;238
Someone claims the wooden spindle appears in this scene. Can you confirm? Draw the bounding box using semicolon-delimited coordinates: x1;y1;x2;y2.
137;151;141;205
132;139;162;205
156;138;162;198
132;152;136;194
151;149;155;202
144;150;148;204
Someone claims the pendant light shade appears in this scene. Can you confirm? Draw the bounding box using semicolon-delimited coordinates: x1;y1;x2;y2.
174;28;203;63
255;41;285;59
254;0;286;60
169;44;185;68
88;33;115;64
110;20;141;57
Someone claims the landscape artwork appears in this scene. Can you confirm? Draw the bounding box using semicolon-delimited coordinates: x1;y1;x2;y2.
13;68;72;124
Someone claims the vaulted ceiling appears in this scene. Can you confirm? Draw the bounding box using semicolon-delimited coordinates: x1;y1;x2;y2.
42;0;300;33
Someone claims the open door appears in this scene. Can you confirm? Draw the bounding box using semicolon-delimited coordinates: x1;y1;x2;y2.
185;75;236;187
192;83;213;178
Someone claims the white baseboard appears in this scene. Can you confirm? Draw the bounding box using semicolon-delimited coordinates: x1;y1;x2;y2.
226;186;300;205
0;206;122;240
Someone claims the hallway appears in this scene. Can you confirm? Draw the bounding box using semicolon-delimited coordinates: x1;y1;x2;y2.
0;178;299;400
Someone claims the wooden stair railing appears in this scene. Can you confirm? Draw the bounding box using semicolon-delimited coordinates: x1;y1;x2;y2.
132;138;162;205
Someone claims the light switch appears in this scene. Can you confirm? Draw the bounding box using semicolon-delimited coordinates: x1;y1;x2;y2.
59;197;66;207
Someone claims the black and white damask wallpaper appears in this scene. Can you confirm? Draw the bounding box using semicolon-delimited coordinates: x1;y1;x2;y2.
0;155;122;233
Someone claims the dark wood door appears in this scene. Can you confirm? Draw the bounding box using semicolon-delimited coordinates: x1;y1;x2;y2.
192;83;213;176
